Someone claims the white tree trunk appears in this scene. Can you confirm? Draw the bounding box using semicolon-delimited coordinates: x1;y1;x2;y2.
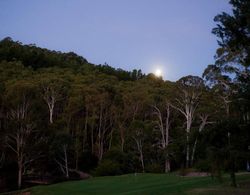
7;101;33;189
153;103;171;172
137;140;144;172
42;86;57;124
165;159;170;173
63;145;69;179
172;89;200;168
186;132;190;168
133;134;144;172
18;159;23;189
49;107;54;124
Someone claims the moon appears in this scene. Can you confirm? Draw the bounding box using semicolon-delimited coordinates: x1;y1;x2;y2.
155;69;162;77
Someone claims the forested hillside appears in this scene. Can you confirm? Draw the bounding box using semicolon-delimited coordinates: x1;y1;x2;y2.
0;37;144;81
0;0;249;192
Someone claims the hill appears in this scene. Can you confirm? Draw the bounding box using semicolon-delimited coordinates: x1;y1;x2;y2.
0;37;144;81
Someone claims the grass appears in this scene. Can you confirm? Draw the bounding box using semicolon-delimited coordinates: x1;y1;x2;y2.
6;173;250;195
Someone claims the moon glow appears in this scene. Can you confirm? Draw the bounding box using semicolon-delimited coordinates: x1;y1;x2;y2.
155;69;162;77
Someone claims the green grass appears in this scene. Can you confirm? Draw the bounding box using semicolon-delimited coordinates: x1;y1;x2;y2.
11;173;250;195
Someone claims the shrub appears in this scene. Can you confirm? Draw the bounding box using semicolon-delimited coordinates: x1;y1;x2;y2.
195;159;210;172
145;163;163;173
95;160;122;176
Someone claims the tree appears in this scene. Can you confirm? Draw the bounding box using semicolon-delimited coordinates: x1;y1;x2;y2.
5;79;39;189
200;1;250;184
130;120;146;172
206;0;250;120
173;76;204;168
52;133;72;179
38;69;70;124
206;119;248;187
212;0;250;71
153;102;172;172
116;81;150;152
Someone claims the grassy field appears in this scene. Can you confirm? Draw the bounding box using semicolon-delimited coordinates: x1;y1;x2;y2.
12;173;250;195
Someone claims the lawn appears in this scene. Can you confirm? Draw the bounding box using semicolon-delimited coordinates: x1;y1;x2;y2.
13;173;250;195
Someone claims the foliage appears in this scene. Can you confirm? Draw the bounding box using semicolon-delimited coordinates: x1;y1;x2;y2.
0;38;144;81
94;160;122;176
145;163;163;173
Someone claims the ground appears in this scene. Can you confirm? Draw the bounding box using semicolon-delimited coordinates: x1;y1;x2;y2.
6;173;250;195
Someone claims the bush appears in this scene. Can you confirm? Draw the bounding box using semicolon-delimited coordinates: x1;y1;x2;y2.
103;149;135;173
95;160;122;176
195;159;210;172
145;163;163;173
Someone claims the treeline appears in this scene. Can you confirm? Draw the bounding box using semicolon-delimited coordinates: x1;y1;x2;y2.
0;38;144;81
0;0;250;191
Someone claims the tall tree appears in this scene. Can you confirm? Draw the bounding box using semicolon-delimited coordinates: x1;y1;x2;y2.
205;0;250;119
5;79;39;189
202;0;250;185
38;69;70;124
173;76;204;167
130;120;146;172
153;102;172;172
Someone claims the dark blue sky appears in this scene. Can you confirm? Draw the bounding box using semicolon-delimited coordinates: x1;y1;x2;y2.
0;0;231;81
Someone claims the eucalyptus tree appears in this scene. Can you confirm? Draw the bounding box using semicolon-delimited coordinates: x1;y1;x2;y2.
4;79;39;189
204;0;250;120
129;120;146;172
52;133;72;179
37;68;71;124
153;102;174;172
212;0;250;73
116;81;151;152
203;65;235;116
190;90;218;166
80;74;118;161
62;75;87;169
95;91;114;161
202;0;250;185
151;81;176;172
172;75;204;167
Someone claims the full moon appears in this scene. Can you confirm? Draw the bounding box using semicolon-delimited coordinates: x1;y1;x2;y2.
155;69;162;77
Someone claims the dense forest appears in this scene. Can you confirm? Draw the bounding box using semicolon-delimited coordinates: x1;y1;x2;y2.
0;0;249;192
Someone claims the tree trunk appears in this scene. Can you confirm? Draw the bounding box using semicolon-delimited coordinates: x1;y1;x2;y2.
134;137;144;173
165;159;170;173
49;108;53;124
83;109;88;152
186;112;192;168
97;107;103;161
120;127;125;152
75;149;78;170
108;128;113;150
153;104;171;172
140;152;145;173
63;145;69;179
191;138;198;166
191;115;209;166
120;125;125;152
186;132;190;168
18;160;22;189
172;87;200;168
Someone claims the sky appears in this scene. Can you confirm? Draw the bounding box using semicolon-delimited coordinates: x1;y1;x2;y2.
0;0;232;81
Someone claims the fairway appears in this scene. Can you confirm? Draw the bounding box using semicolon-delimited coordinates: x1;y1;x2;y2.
25;173;250;195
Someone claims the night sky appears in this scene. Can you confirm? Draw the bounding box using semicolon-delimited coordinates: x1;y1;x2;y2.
0;0;231;81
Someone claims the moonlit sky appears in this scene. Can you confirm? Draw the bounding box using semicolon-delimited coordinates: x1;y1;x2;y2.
0;0;232;81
